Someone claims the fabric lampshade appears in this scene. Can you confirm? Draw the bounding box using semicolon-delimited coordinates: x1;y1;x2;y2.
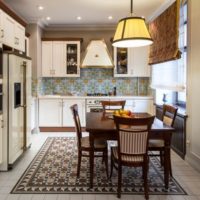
112;16;153;48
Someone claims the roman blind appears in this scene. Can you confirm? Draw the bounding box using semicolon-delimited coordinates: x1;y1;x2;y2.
148;0;181;65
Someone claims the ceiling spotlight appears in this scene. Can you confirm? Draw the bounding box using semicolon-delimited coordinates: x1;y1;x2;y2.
108;16;113;20
37;5;44;10
77;16;82;20
46;16;51;21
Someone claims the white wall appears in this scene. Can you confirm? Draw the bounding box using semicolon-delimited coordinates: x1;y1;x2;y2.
186;0;200;170
26;24;43;78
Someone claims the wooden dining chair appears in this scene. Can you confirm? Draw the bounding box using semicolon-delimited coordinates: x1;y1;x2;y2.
101;100;126;112
148;104;178;176
111;115;155;199
70;104;108;178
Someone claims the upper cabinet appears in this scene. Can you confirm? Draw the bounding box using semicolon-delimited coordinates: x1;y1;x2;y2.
42;40;80;77
64;42;80;77
0;9;25;52
114;46;150;77
14;22;25;52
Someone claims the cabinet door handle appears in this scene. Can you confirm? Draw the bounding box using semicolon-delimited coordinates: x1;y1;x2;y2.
1;120;3;128
17;37;19;45
1;29;4;38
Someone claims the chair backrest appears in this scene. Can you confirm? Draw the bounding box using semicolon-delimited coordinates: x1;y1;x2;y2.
114;115;155;157
70;104;82;148
101;100;126;112
162;104;178;127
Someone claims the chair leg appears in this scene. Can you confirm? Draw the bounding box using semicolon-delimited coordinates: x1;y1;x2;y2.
103;150;109;178
169;150;173;177
117;163;122;198
77;150;82;177
143;162;149;200
160;150;164;166
110;150;114;179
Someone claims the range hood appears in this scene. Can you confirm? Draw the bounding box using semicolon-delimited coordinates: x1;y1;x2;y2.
81;39;114;68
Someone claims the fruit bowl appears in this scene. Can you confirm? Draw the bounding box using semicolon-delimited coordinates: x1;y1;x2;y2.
113;109;133;118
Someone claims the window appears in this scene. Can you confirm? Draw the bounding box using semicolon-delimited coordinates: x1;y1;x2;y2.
151;1;187;106
177;2;187;104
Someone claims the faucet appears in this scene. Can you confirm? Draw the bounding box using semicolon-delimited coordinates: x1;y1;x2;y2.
113;87;117;96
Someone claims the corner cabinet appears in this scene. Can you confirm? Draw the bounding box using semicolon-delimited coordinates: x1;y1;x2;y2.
41;40;80;77
113;46;150;77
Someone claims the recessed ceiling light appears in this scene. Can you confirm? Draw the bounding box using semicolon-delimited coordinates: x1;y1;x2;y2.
37;5;44;10
108;16;113;20
77;16;82;20
46;16;51;21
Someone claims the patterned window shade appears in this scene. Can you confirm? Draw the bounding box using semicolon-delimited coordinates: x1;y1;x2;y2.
148;0;181;65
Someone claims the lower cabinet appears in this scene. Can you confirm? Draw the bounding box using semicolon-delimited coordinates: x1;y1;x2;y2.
39;99;63;127
63;99;85;127
39;98;153;128
155;105;187;159
125;99;155;115
39;99;85;127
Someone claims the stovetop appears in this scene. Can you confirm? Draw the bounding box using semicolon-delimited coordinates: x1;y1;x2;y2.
87;93;109;96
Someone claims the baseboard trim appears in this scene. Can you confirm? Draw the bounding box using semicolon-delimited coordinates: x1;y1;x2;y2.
185;153;200;173
39;127;86;132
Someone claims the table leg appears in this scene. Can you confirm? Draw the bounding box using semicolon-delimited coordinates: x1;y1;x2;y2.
89;134;94;188
164;145;170;189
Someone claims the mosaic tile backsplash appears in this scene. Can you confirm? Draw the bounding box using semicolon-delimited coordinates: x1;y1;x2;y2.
33;69;150;96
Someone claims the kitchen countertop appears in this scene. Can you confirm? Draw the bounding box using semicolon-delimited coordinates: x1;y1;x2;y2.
38;95;154;100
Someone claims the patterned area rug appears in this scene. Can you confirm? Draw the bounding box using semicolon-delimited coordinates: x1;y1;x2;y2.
12;137;186;195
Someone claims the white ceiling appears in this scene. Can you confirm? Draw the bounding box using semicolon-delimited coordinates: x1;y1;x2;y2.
3;0;175;28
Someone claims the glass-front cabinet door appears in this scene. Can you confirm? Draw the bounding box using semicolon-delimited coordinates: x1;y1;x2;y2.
113;47;130;77
64;41;80;77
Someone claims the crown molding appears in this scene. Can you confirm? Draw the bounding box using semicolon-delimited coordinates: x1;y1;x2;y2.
43;24;116;31
147;0;176;22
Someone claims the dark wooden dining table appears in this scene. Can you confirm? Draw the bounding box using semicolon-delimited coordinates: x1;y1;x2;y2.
85;112;175;189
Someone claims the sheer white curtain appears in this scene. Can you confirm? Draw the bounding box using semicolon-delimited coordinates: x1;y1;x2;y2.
151;60;185;92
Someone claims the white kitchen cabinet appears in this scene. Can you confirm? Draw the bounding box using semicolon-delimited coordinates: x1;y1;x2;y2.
114;46;150;77
42;41;64;77
53;41;64;76
0;10;25;52
42;41;53;77
0;115;2;164
39;98;86;127
0;10;3;42
42;41;80;77
39;99;63;127
14;22;25;52
124;99;154;115
2;12;15;48
63;99;85;127
63;41;80;77
129;46;150;77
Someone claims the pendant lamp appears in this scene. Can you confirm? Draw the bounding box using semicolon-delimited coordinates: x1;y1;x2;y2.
112;0;153;48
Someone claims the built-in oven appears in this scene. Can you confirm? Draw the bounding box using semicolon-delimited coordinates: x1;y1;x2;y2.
86;99;104;112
